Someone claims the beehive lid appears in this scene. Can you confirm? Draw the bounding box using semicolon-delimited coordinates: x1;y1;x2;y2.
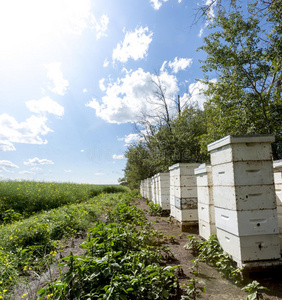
194;163;211;175
208;135;275;152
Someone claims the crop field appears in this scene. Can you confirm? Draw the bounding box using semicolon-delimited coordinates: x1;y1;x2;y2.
0;180;130;299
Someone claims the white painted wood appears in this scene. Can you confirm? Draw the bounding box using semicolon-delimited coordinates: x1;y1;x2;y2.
213;185;276;211
169;163;200;176
199;219;217;241
197;186;212;205
174;186;197;198
174;208;198;222
208;135;275;152
274;172;282;184
170;205;176;218
174;175;197;187
198;203;215;224
216;229;281;264
210;143;273;165
215;207;279;236
212;161;274;186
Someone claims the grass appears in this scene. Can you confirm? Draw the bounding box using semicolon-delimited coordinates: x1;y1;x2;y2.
0;181;133;299
0;180;128;222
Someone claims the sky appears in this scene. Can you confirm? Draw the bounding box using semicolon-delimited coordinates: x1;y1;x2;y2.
0;0;214;184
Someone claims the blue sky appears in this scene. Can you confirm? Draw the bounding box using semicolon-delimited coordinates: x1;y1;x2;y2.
0;0;214;184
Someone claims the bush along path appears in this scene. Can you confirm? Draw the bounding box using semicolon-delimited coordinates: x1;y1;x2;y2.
37;201;180;299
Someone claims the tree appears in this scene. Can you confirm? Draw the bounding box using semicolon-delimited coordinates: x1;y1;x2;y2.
122;143;155;190
198;1;282;158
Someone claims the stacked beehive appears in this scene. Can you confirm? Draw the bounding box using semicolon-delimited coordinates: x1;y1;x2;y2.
156;172;170;210
140;180;144;198
152;175;158;204
169;165;176;218
273;160;282;253
195;164;216;240
169;163;200;229
208;135;280;267
150;176;155;203
146;177;152;201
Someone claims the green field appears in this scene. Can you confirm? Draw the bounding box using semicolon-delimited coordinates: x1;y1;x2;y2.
0;180;128;222
0;180;131;298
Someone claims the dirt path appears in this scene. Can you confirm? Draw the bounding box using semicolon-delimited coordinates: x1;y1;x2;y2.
133;197;282;300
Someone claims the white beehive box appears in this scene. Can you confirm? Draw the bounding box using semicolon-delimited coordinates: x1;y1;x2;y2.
146;178;152;201
217;228;281;266
199;219;217;241
213;185;277;211
156;172;170;209
215;207;279;236
174;175;197;187
170;163;201;176
208;135;274;166
212;161;274;186
198;203;215;224
174;208;198;223
170;205;176;218
175;197;198;210
275;184;282;205
174;186;197;198
195;164;213;205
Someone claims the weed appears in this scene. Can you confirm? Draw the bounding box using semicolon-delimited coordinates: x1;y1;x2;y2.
242;280;270;300
148;202;163;216
181;277;206;299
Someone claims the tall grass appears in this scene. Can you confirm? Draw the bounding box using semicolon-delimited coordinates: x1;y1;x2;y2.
0;192;133;296
0;180;128;222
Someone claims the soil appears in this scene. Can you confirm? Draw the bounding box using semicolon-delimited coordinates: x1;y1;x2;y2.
14;197;282;299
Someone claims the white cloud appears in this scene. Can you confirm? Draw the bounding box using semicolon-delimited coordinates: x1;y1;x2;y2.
26;96;64;117
45;62;69;95
0;160;19;170
30;167;43;171
168;57;193;73
198;28;204;38
19;170;34;175
119;133;142;145
80;149;85;152
187;79;216;109
0;114;52;150
83;88;88;93
94;172;104;176
64;170;72;173
113;154;125;160
150;0;169;10
178;0;182;3
112;26;153;63
0;140;16;151
86;67;179;124
103;58;109;67
205;0;217;24
91;14;109;39
24;157;54;166
99;78;106;91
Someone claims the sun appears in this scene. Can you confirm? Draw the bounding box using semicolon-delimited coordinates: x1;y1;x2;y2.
0;0;92;59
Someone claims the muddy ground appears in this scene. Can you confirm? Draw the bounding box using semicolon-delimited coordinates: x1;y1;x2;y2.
14;197;282;299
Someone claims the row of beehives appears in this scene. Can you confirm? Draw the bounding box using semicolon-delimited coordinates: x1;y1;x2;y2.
140;135;282;268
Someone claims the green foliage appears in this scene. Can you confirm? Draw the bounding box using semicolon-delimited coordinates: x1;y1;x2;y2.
0;192;130;297
242;280;270;300
123;106;209;190
199;1;282;158
0;180;128;222
148;201;163;216
181;277;206;300
184;235;244;284
37;204;179;300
